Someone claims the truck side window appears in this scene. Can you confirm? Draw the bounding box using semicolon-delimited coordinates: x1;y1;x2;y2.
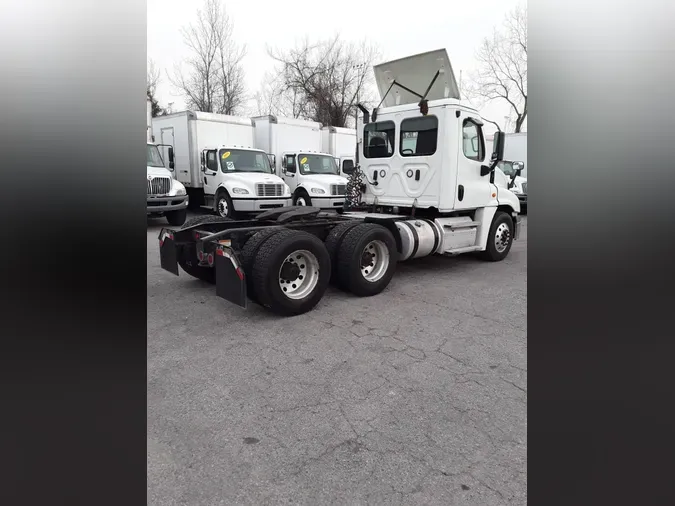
400;116;438;157
285;154;296;172
462;119;485;162
364;121;395;159
206;150;218;172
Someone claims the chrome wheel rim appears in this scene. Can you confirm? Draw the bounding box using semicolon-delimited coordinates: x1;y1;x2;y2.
278;249;320;300
217;198;228;217
495;222;511;253
296;197;307;206
360;240;389;282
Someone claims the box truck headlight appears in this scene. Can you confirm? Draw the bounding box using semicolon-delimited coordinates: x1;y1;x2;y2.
231;187;249;195
310;188;326;194
284;184;291;196
172;181;186;196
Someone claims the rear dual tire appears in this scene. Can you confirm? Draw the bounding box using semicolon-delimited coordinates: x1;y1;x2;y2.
250;230;331;316
333;223;398;297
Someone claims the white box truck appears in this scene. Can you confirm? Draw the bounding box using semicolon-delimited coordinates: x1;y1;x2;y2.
158;49;523;317
253;116;349;211
151;111;291;219
146;98;189;225
321;126;357;178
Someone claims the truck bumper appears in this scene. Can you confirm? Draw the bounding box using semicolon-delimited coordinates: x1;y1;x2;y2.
231;197;292;212
147;195;189;214
309;196;345;209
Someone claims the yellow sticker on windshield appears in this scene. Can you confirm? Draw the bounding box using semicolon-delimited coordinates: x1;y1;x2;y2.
300;157;307;164
222;151;231;159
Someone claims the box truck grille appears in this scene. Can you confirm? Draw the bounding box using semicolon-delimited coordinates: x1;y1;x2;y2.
147;177;171;195
522;182;527;193
256;183;284;197
330;184;346;196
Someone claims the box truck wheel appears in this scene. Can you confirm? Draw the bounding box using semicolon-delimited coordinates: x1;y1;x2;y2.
176;215;232;283
478;211;514;262
251;229;331;316
241;228;285;304
166;208;187;226
324;221;361;283
293;190;311;207
336;223;397;296
215;190;236;219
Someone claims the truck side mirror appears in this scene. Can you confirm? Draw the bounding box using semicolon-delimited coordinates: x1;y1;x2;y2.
342;159;355;175
492;131;506;162
514;161;524;176
200;151;206;172
268;154;276;168
286;158;296;173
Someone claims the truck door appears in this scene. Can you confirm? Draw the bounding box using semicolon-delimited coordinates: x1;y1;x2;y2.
281;153;298;193
454;114;493;210
202;149;220;197
160;127;174;170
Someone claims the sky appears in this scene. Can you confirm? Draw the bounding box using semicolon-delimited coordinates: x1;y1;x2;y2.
147;0;525;134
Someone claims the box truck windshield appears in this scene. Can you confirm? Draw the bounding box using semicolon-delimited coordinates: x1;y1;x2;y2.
147;144;165;168
297;154;339;175
219;149;273;174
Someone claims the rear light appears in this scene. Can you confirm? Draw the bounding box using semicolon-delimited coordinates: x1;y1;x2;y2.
236;267;245;281
215;248;224;256
197;251;204;261
207;253;214;266
194;232;200;239
159;231;174;247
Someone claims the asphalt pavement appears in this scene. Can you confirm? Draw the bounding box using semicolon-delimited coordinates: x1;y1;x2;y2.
147;212;527;505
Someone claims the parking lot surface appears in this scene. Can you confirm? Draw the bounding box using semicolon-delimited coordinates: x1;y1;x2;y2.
148;212;527;505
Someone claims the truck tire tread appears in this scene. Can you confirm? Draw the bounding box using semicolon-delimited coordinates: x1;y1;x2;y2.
324;221;361;283
241;228;284;303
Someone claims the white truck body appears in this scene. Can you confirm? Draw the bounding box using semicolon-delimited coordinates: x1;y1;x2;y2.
253;116;349;210
151;111;290;216
355;49;520;255
321;126;357;177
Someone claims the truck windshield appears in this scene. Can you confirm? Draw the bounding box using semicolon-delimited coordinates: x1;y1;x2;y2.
297;154;339;175
219;149;273;174
147;144;165;168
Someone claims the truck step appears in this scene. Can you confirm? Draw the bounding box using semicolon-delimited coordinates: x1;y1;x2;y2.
443;221;480;229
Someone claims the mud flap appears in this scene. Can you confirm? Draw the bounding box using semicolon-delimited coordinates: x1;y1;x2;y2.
215;248;247;309
159;230;179;275
513;214;521;241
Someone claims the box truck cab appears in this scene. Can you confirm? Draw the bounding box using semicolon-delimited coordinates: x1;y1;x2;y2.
253;115;349;210
280;151;347;208
200;146;291;218
494;160;527;212
357;49;520;243
151;111;291;218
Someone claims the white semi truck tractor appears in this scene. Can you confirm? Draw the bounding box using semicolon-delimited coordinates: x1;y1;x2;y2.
146;98;189;225
157;49;522;316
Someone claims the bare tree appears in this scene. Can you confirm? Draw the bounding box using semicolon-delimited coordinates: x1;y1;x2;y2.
468;4;527;132
266;35;379;128
147;58;166;117
170;0;247;115
252;71;308;119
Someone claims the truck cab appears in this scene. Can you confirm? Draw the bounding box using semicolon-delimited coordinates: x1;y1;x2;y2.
146;142;189;225
357;49;520;218
200;145;291;218
280;151;348;209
